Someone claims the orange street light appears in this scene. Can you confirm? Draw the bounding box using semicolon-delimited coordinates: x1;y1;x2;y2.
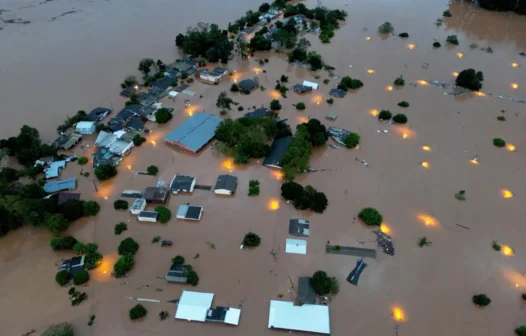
422;146;431;152
456;52;464;58
501;189;513;199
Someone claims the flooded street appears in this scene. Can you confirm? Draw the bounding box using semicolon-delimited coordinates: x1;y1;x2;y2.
1;0;526;335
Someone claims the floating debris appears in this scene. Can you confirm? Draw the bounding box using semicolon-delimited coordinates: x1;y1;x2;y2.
498;94;526;104
373;230;394;256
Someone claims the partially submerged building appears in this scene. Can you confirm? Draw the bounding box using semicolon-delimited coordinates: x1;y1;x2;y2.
60;256;85;276
244;107;271;118
149;77;173;98
238;79;258;91
138;211;158;222
347;259;367;286
92;147;122;168
53;133;82;150
285;238;307;255
169;175;196;195
169;60;197;74
302;80;319;90
329;88;347;98
56;192;81;205
44;178;77;193
292;84;313;94
327;127;351;146
75;121;96;135
268;301;330;334
143;187;169;204
175;290;241;325
165;264;188;283
164;112;221;153
176;205;203;221
86;107;111;122
263;136;293;169
129;198;146;215
289;219;310;237
214;174;237;195
297;277;316;305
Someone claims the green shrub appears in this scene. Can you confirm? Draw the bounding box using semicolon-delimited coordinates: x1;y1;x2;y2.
472;294;491;306
418;236;431;247
118;237;139;255
114;200;129;210
337;76;363;91
443;10;452;17
159;311;169;321
493;138;506;147
155;108;172;124
114;222;127;235
94;164;117;181
378;22;394;34
398;32;409;38
172;255;185;265
323;79;330;84
343;132;360;148
456;69;484;90
41;323;75;336
358;207;383;226
270;99;281;111
83;201;100;216
398;101;409;107
455;190;466;201
312;270;332;295
492;241;501;251
281;181;304;200
50;236;78;251
243;232;261;247
248;180;260;196
114;254;135;277
433;41;441;48
326;98;334;105
78;156;88;165
497;116;505;121
186;269;199;286
73;269;90;285
151;236;161;244
516;326;526;336
56;270;71;286
394;75;405;86
393;114;408;124
133;134;146;146
378;110;392;120
446;35;459;45
230;83;239;92
521;293;526;301
155;206;171;223
129;304;147;320
147;165;159;175
280;75;289;83
296;102;306;110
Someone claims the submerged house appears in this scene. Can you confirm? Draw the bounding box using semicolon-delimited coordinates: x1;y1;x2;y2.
297;277;316;305
75;121;96;135
56;192;81;205
292;84;313;94
263;136;293;169
268;301;330;335
289;219;310;237
164;112;221;153
176;205;203;221
175;290;241;325
197;69;223;84
138;211;158;223
240;27;256;41
238;79;258;91
165;264;188;283
86;107;111;123
44;178;77;193
92;147;122;168
129;198;146;215
53;133;82;150
60;256;85;276
149;77;173;98
329;88;347;98
214;175;237;195
169;175;196;195
143;187;169;204
285;238;307;255
169;60;197;74
244;107;271;119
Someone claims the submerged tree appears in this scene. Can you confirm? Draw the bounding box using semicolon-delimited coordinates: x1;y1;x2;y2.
216;92;234;112
456;69;484;90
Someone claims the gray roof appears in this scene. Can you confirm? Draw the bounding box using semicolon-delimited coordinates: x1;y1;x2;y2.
289;219;310;237
298;277;316;304
263;136;293;168
57;192;81;205
44;178;77;193
293;84;312;93
87;107;111;122
143;187;169;203
238;79;258;90
165;264;187;282
164;112;221;153
177;205;203;220
244;107;271;118
329;88;347;98
138;211;158;219
241;27;255;34
212;67;228;75
53;133;82;150
215;175;237;192
169;61;195;73
347;259;367;285
170;175;195;193
61;256;85;276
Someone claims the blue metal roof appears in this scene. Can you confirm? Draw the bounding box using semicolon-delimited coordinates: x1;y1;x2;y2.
44;178;77;193
164;112;221;153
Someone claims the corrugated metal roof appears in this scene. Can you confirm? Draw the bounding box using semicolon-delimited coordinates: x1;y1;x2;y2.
44;178;77;193
268;301;330;334
164;112;221;153
175;290;215;322
263;136;293;168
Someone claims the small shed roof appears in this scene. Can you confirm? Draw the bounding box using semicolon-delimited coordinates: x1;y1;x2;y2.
44;178;77;193
285;238;307;255
268;301;330;334
302;81;319;90
292;84;312;93
263;136;293;168
215;175;237;192
130;198;146;212
164;112;221;153
175;290;215;322
298;277;316;304
138;211;158;219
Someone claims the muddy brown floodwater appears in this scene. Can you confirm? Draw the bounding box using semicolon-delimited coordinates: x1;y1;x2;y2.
1;0;526;335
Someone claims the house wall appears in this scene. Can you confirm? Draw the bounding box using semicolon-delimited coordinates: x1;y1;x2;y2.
214;189;232;195
138;216;157;222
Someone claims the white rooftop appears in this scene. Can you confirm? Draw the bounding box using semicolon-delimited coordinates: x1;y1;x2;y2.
286;238;307;255
224;308;241;325
175;290;214;322
303;80;319;90
268;301;330;334
76;121;95;129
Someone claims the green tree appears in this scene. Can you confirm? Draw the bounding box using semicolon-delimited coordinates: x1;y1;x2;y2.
73;269;90;285
20;183;45;199
398;101;409;107
216;92;234;112
303;119;328;146
343;132;360;148
114;222;128;235
138;58;155;76
398;32;409;38
230;83;240;92
129;304;148;320
114;254;135;277
472;294;491;306
147;165;159;175
493;138;506;147
186;268;199;286
83;201;100;216
249;35;272;51
378;110;392;120
114;200;129;210
456;69;484;90
310;190;328;213
337;76;363;90
118;237;139;255
272;29;297;48
172;255;185;265
41;323;75;336
296;102;306;110
393;114;408;124
270;99;282;111
248;180;260;196
378;22;394;34
446;35;459;45
0;167;19;183
50;236;78;251
133;134;146;146
155;108;172;124
433;41;441;48
77;156;88;165
307;51;323;71
358;207;383;226
312;270;332;295
58;199;84;221
394;75;405;86
175;33;186;47
45;213;69;234
243;232;261;247
281;181;304;201
516;326;526;336
155;206;171;223
56;270;72;286
259;2;270;12
94;164;117;181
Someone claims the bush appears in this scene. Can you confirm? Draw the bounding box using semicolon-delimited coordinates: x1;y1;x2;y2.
114;200;129;210
243;232;261;247
358;207;383;226
83;201;100;216
378;110;392;120
129;304;147;320
50;236;78;251
118;237;139;255
296;102;306;110
56;270;72;286
45;213;70;234
78;156;88;165
343;132;360;148
248;180;260;196
443;10;452;17
326;98;334;105
394;75;405;86
270;99;282;111
492;241;501;251
521;293;526;300
73;269;90;285
133;134;146;146
280;75;289;83
323;79;330;84
94;164;117;181
186;269;199;286
456;69;484;90
493;138;506;147
398;32;409;38
114;254;135;277
472;294;491;306
516;326;526;336
312;270;332;295
398;101;409;107
433;41;441;48
455;190;466;201
147;165;159;175
281;181;304;201
42;323;75;336
378;22;394;34
155;206;171;223
338;76;363;91
497;116;505;121
58;199;84;221
446;35;459;45
155;108;172;124
393;114;408;124
230;83;239;92
172;255;185;265
114;222;127;235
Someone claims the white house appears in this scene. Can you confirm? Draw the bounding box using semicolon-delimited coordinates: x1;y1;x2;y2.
138;211;158;222
76;121;96;135
285;238;307;255
268;301;330;334
175;290;241;326
130;198;146;215
302;80;319;91
214;175;237;195
199;71;222;84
